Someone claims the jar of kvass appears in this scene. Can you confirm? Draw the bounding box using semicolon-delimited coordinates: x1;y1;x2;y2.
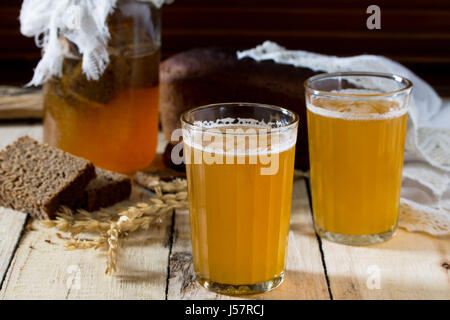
43;0;162;173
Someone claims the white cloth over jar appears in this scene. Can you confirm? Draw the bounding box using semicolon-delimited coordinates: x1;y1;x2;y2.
19;0;173;86
238;41;450;236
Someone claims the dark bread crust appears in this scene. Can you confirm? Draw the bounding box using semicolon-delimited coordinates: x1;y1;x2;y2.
44;162;96;217
0;136;96;219
159;48;318;169
76;168;131;212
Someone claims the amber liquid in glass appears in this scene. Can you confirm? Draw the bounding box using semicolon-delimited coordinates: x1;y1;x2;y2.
185;128;296;287
307;98;407;237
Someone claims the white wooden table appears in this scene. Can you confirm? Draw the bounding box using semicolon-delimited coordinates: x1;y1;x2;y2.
0;124;449;300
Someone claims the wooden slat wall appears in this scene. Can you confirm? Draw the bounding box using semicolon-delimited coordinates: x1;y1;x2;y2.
1;0;449;94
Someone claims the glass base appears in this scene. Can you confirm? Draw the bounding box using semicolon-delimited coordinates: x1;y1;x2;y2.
316;226;396;245
196;272;284;296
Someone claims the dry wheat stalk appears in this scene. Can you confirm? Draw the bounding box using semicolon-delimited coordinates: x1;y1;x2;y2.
134;171;187;193
143;178;187;193
157;179;187;193
41;180;188;275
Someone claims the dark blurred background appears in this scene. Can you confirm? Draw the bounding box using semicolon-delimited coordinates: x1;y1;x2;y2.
1;0;449;95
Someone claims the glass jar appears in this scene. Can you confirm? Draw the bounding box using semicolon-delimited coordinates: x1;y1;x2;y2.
43;0;161;174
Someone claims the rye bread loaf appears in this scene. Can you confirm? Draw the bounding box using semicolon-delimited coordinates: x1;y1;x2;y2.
0;136;96;219
159;48;318;170
76;168;131;211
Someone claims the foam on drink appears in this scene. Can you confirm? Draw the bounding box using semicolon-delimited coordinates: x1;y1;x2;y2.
183;117;297;157
307;94;407;120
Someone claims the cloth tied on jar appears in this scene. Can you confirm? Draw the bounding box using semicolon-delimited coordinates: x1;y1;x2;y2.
19;0;173;86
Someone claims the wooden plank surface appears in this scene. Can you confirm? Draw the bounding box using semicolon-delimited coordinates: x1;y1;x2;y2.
0;209;27;287
0;186;173;300
167;178;330;300
0;86;42;120
0;124;42;289
0;123;42;148
322;230;450;300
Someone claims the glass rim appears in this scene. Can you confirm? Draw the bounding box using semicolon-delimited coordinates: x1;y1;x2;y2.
180;102;299;135
304;71;413;98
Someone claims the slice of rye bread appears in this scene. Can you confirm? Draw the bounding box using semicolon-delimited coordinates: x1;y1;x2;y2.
0;136;96;219
75;168;131;212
